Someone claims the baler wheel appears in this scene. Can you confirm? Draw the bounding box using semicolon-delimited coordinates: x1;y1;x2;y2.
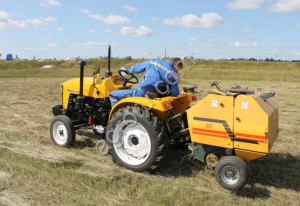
214;156;249;190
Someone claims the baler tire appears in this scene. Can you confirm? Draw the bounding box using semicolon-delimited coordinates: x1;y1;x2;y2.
214;156;249;190
50;115;75;148
106;106;167;172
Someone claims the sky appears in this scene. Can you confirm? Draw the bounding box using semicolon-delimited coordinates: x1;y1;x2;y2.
0;0;300;60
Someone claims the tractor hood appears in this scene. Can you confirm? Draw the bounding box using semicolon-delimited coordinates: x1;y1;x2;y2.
61;76;132;109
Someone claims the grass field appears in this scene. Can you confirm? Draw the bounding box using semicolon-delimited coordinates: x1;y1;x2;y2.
0;60;300;205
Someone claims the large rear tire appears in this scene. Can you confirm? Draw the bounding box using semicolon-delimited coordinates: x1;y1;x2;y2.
107;106;167;172
50;115;75;148
214;156;249;190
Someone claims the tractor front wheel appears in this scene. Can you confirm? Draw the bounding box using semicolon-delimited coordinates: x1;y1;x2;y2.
50;115;75;147
107;106;167;172
214;156;249;190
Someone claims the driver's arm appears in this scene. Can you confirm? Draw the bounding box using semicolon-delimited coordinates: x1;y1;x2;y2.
129;59;152;74
169;84;180;96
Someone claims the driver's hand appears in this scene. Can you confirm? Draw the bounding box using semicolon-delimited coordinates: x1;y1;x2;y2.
127;69;132;74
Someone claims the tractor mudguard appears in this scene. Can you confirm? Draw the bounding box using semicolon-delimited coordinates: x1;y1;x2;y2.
108;92;197;120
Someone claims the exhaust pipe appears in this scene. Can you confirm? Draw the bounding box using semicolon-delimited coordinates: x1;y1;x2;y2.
75;61;86;110
105;45;112;78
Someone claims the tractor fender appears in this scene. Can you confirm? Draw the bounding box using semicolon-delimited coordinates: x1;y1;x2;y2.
109;96;172;120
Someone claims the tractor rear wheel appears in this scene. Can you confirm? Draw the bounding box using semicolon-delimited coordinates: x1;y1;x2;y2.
214;156;249;190
107;106;167;172
50;115;75;148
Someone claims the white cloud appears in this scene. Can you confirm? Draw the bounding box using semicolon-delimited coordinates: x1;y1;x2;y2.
40;16;57;22
47;43;58;47
189;38;198;41
149;17;161;21
27;18;47;25
163;13;228;28
229;42;258;47
40;0;62;7
235;28;255;34
189;43;195;46
88;14;102;20
88;29;96;34
120;5;138;12
57;27;64;31
120;26;154;37
0;12;58;30
80;9;91;14
88;14;131;24
297;24;300;28
0;11;9;22
104;29;113;33
226;0;270;10
82;42;109;46
161;32;168;35
268;0;300;12
294;53;300;55
0;11;27;30
167;42;173;45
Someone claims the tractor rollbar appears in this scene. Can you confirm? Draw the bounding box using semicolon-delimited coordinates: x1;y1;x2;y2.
105;45;112;78
75;61;86;110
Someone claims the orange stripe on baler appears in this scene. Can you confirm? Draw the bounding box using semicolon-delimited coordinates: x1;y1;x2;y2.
235;133;265;140
235;132;265;143
192;128;229;139
192;128;228;135
192;132;229;139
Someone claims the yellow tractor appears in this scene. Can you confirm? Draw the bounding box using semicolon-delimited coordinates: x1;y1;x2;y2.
50;46;278;190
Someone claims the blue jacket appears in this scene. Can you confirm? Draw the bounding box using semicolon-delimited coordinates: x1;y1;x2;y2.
129;59;180;97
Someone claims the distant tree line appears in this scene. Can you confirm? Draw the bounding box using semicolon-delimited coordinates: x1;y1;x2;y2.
229;57;300;62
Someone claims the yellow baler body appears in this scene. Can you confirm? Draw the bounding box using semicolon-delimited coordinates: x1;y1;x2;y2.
187;92;278;161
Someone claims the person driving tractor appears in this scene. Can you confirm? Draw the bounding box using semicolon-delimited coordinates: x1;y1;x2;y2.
109;58;183;107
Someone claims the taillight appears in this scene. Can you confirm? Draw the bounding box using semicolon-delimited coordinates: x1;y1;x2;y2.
192;96;197;101
165;102;172;109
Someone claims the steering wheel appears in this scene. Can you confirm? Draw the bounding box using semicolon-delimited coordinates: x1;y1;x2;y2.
117;70;139;86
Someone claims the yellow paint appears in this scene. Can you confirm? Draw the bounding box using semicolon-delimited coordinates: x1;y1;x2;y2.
235;149;266;161
187;92;278;161
62;75;197;120
234;94;278;153
108;92;197;120
187;94;234;149
62;75;132;109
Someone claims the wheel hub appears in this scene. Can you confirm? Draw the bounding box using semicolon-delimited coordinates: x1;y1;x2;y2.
221;166;239;185
53;122;68;145
131;136;139;145
123;127;150;159
112;121;152;165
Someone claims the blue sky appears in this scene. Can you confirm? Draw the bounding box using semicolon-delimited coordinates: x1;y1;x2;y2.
0;0;300;60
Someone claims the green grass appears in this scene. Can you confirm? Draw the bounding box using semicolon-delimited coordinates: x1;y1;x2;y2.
1;59;299;82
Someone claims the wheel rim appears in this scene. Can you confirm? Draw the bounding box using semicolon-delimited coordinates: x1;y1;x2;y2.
220;165;240;185
112;120;151;166
52;121;68;145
